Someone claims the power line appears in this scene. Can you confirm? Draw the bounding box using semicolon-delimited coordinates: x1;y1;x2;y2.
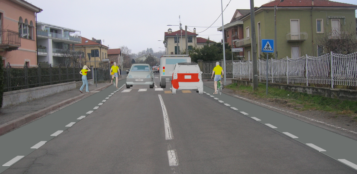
197;0;232;34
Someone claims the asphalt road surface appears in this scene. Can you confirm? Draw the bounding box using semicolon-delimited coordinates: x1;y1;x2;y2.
0;74;357;174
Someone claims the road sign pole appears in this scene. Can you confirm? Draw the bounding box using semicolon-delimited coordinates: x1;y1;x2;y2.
266;53;268;95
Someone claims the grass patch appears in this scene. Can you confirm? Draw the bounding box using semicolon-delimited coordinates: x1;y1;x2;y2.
226;83;357;116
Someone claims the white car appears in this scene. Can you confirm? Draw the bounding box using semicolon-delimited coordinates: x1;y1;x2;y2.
159;55;191;88
171;62;203;94
126;64;154;88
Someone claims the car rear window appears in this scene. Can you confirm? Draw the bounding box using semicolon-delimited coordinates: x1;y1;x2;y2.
131;65;150;71
166;59;187;65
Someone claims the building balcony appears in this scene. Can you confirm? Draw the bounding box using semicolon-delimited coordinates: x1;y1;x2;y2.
234;37;251;47
286;32;308;42
37;48;47;56
0;30;21;51
37;29;81;43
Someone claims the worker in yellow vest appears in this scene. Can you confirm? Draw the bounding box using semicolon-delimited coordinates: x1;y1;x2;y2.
110;62;120;88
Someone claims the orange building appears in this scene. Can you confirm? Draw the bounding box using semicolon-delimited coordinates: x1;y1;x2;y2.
0;0;42;68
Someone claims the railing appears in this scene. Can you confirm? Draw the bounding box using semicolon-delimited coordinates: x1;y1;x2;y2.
53;48;69;53
38;48;47;53
286;32;308;41
36;29;81;43
233;37;251;47
232;52;357;88
0;30;21;48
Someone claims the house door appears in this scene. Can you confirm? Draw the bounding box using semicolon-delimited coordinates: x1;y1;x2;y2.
331;19;340;37
291;47;299;58
290;20;300;40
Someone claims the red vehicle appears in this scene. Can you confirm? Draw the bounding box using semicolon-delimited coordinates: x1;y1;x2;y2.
171;62;203;94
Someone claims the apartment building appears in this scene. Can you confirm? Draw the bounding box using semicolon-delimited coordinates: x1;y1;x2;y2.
74;37;108;68
163;28;198;54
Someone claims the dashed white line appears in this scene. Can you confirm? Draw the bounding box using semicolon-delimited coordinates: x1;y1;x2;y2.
98;103;103;105
2;156;24;167
214;98;218;100
167;150;179;166
78;116;86;120
338;159;357;170
31;141;47;149
102;100;106;102
155;88;163;91
105;97;109;99
93;106;99;110
240;111;248;115
265;123;277;129
86;111;93;115
224;103;230;106
66;122;76;127
306;143;326;152
158;94;173;140
231;107;238;110
51;130;63;137
251;117;261;121
283;132;298;139
122;89;131;93
139;89;147;92
218;100;224;103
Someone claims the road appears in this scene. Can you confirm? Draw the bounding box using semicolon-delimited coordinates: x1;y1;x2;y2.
0;74;357;173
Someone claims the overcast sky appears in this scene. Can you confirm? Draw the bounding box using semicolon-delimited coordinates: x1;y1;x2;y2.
28;0;357;54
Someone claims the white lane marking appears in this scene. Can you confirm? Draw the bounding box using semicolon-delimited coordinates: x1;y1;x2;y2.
93;106;99;110
306;143;326;152
51;130;63;137
210;96;214;97
283;132;298;139
338;159;357;170
31;141;47;149
224;103;230;106
86;111;93;115
240;111;248;115
102;100;106;102
158;94;173;140
231;107;238;110
2;156;24;167
105;97;109;99
251;117;261;121
265;123;277;129
233;95;357;135
139;89;147;92
214;98;218;100
98;103;103;106
218;100;224;103
78;116;86;120
155;88;163;91
167;150;179;166
66;122;76;127
122;89;131;93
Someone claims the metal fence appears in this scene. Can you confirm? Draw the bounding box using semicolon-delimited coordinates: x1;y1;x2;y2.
233;52;357;88
200;60;234;79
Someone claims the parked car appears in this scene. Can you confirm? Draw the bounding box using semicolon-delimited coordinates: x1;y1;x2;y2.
152;66;159;73
126;64;154;88
171;62;203;94
159;55;191;88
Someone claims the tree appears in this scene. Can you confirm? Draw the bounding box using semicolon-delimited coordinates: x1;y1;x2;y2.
145;55;158;66
188;42;232;62
120;46;132;55
317;23;357;54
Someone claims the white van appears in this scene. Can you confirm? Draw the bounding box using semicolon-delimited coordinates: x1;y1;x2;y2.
159;55;191;88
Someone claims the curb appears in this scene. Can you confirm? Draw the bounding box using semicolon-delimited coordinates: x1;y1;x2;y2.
0;83;112;137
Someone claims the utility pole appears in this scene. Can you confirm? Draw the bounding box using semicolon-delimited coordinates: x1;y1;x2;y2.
185;25;188;54
176;34;179;55
220;0;227;85
274;5;278;60
250;0;258;91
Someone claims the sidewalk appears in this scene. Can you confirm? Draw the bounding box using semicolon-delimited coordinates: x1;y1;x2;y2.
0;77;125;136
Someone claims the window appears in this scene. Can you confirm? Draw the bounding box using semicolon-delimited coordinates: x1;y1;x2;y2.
174;37;179;43
166;59;187;64
291;47;300;58
316;19;323;33
29;21;33;40
18;17;23;37
246;27;250;38
317;45;323;56
290;19;300;40
188;46;193;51
25;61;29;68
175;46;180;54
23;19;28;38
188;36;192;43
331;19;340;37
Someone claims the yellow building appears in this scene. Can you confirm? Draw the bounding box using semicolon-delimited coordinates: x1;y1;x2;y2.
74;37;108;67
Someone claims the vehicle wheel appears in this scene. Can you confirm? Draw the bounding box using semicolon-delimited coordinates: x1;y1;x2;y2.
126;84;130;88
172;88;176;94
161;78;166;88
150;83;154;88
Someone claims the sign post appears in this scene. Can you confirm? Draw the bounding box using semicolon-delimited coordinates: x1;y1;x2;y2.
261;39;274;95
91;49;99;88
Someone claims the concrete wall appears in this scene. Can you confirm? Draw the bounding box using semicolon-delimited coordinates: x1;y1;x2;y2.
3;79;94;108
232;79;357;101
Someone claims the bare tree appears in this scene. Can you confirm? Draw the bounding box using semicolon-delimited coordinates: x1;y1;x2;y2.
120;46;132;55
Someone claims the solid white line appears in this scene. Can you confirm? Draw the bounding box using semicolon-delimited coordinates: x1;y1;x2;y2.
283;132;298;139
224;103;230;106
102;100;106;102
66;122;76;127
155;88;163;91
251;117;261;121
218;100;224;103
122;89;131;93
139;89;147;92
167;150;179;166
93;106;99;110
98;103;103;105
338;159;357;170
231;107;238;110
31;141;47;149
240;111;248;115
2;156;24;167
158;94;173;140
86;111;93;114
306;143;326;152
51;130;63;137
265;123;277;129
77;116;86;120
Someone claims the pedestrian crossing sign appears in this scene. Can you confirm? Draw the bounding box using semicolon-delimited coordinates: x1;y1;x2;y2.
261;39;274;53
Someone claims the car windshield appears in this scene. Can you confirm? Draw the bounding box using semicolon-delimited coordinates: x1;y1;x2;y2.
131;65;150;72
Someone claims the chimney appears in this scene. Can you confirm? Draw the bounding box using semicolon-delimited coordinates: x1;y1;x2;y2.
193;28;196;34
168;28;172;34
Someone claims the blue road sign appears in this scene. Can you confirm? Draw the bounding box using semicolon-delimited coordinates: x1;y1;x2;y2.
261;39;274;53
